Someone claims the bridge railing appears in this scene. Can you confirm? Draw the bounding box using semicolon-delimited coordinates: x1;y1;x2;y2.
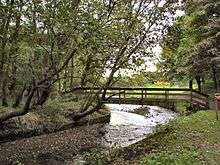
66;87;209;108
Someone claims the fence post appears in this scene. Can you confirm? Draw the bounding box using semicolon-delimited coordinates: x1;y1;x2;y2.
119;88;121;104
141;89;144;105
165;90;169;108
123;89;126;104
190;89;193;108
165;90;168;101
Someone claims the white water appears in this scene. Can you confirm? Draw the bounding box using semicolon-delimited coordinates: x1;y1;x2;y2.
102;104;178;147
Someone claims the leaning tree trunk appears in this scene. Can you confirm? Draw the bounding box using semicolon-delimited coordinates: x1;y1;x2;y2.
72;67;116;121
23;87;37;111
72;100;102;121
101;67;117;101
0;87;36;123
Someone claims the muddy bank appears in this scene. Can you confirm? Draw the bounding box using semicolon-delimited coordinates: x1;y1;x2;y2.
0;124;104;164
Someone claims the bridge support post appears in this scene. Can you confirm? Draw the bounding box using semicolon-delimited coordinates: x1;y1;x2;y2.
119;88;121;105
141;89;144;105
123;90;126;104
190;89;193;108
165;90;169;108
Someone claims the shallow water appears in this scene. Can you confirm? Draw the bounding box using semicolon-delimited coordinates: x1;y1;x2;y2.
102;104;178;147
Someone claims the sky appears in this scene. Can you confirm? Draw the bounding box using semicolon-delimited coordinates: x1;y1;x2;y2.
105;7;185;77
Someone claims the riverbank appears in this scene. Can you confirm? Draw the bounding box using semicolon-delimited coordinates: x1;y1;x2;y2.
0;100;110;143
0;104;179;164
92;110;220;164
0;124;104;164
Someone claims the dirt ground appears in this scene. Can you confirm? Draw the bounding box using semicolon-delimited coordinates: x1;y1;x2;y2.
0;124;104;165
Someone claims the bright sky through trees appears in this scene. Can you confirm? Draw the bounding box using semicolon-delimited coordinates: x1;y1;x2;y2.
146;9;185;72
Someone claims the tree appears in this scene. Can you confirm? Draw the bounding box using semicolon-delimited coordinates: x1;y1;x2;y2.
158;0;220;91
71;0;180;120
0;0;82;122
0;0;179;123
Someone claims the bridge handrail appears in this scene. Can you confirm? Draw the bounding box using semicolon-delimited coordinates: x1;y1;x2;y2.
192;89;209;98
67;86;208;94
67;87;208;98
65;86;209;108
68;87;192;91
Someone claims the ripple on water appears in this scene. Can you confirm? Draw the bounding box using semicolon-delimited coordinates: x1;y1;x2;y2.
102;104;178;147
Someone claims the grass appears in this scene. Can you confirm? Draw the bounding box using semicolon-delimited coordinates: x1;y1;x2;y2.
138;110;220;165
101;110;220;165
175;102;190;114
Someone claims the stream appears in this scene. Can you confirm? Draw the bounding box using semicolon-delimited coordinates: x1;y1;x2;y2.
101;104;178;147
72;104;178;164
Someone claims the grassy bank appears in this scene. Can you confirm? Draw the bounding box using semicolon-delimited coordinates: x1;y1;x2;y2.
109;110;220;165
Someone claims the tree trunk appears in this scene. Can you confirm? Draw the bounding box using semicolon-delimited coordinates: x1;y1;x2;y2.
70;57;74;87
81;55;92;87
189;79;193;90
72;101;102;121
12;84;26;108
36;87;50;106
2;78;8;107
63;68;67;92
24;85;32;97
0;87;36;123
23;87;36;111
212;66;218;91
101;68;116;100
58;80;61;93
195;76;201;92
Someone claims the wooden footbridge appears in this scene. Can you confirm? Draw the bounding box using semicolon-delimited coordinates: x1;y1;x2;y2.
67;87;209;110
